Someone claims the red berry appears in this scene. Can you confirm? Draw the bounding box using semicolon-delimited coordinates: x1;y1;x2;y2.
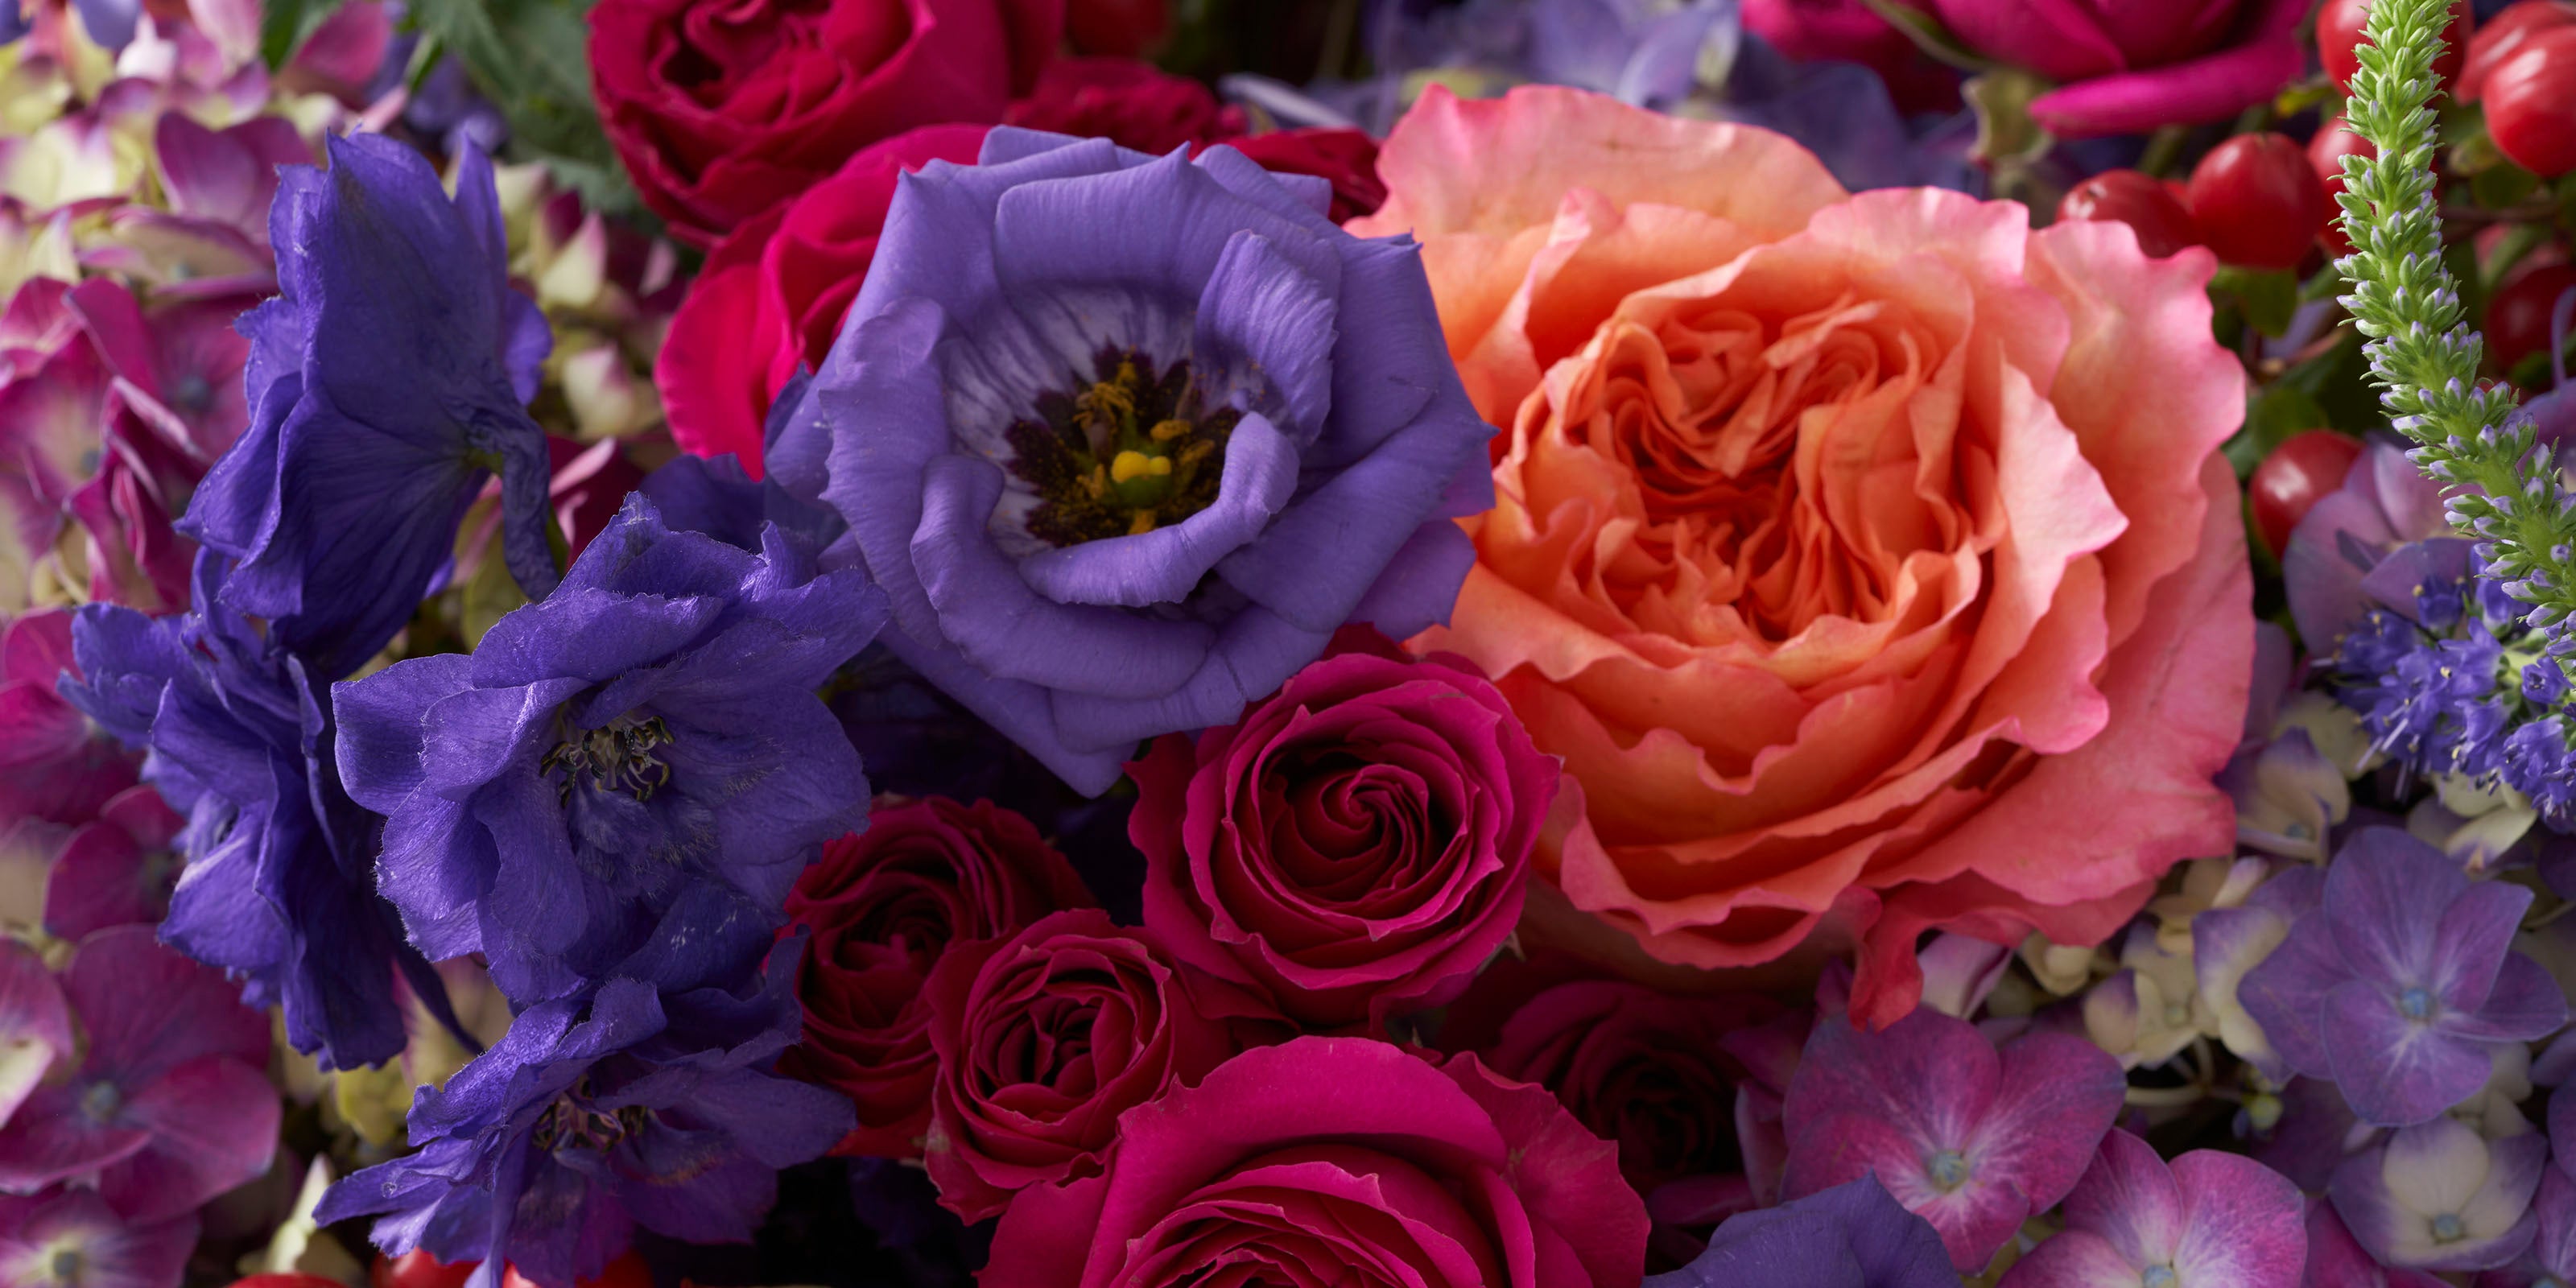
2485;28;2576;177
502;1253;652;1288
2185;134;2335;271
2251;431;2367;557
230;1278;345;1288
2056;170;2200;258
2486;261;2576;375
2462;0;2576;101
1065;0;1171;56
2322;0;2475;95
376;1253;474;1288
2308;118;2377;256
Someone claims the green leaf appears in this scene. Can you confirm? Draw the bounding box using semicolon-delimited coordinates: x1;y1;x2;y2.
406;0;650;220
2211;266;2301;339
1962;68;2054;168
260;0;350;71
2245;382;2334;458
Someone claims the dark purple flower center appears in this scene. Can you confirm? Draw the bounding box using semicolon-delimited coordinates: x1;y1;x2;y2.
532;1089;650;1154
542;714;675;803
1005;347;1239;547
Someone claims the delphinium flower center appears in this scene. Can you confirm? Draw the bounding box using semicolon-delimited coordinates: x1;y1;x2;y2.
2398;985;2437;1022
1006;347;1239;546
2141;1266;2178;1288
2431;1212;2467;1242
1924;1148;1971;1191
531;1085;651;1154
541;713;675;803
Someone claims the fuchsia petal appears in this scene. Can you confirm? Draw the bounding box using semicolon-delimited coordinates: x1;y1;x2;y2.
2059;1130;2185;1268
59;925;270;1083
1966;1033;2128;1216
97;1055;282;1222
2168;1150;2306;1288
0;1083;154;1192
0;940;70;1125
0;1187;198;1288
1999;1229;2151;1288
153;113;309;239
43;789;179;939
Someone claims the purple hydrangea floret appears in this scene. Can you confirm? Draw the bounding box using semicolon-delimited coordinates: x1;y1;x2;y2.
1998;1129;2306;1288
2239;828;2566;1126
1646;1175;1955;1288
771;127;1496;794
181;133;558;681
57;551;444;1067
333;493;882;1004
315;971;852;1288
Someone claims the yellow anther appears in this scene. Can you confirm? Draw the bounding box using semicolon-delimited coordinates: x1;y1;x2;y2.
1080;464;1108;498
1110;451;1170;483
1149;418;1192;443
1178;440;1216;466
1128;510;1158;535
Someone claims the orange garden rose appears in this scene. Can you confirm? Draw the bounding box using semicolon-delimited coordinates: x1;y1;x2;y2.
1359;86;2256;1026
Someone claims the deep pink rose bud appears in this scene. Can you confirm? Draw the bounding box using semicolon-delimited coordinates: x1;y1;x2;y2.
1929;0;2310;137
1129;642;1557;1033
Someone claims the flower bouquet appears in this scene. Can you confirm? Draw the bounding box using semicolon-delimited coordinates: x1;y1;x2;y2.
3;0;2576;1285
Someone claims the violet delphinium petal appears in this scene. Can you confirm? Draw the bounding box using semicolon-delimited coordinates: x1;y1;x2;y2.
181;134;556;680
1645;1175;1955;1288
776;128;1493;794
2331;1116;2545;1272
2000;1129;2306;1288
316;972;852;1288
2240;828;2566;1126
0;927;276;1222
1781;1008;2125;1272
334;494;881;1004
58;551;433;1068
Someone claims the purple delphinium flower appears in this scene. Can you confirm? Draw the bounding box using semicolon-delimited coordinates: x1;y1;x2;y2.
1781;1007;2127;1273
2330;1116;2545;1272
334;494;882;1003
315;972;854;1288
2238;828;2566;1127
770;127;1496;795
181;133;557;681
1999;1129;2307;1288
0;926;279;1222
1645;1175;1954;1288
57;552;438;1067
0;1187;198;1288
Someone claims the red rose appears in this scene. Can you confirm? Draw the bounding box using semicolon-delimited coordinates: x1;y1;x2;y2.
922;909;1274;1220
983;1038;1650;1288
1003;58;1245;156
656;124;990;471
780;797;1096;1158
1129;646;1556;1033
587;0;1061;246
1218;128;1388;224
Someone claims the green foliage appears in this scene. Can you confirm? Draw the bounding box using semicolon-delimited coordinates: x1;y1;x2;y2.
259;0;349;70
405;0;650;221
2335;0;2573;626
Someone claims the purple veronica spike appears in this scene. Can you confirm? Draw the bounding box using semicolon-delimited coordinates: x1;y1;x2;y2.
1645;1175;1955;1288
773;128;1495;794
57;552;439;1068
180;133;556;681
2239;828;2566;1126
1999;1129;2306;1288
315;972;853;1288
1781;1009;2127;1273
2330;1116;2545;1272
0;1188;197;1288
0;927;277;1223
333;494;882;1004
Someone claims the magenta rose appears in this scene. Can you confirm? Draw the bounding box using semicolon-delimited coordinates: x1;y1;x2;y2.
984;1037;1650;1288
780;797;1096;1158
922;909;1276;1220
1128;644;1556;1033
1926;0;2308;137
588;0;1061;247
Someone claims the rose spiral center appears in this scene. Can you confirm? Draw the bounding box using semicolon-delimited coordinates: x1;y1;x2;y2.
1007;348;1237;545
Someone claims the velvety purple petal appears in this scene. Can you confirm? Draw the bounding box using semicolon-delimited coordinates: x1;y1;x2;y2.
805;298;958;642
332;652;475;811
1192;231;1339;440
1044;599;1333;751
2323;978;2496;1126
1650;1206;1870;1286
989;148;1338;308
373;792;491;961
72;0;137;49
1316;235;1466;464
910;452;1213;696
1346;518;1479;639
2168;1150;2306;1288
874;624;1128;795
1017;411;1298;608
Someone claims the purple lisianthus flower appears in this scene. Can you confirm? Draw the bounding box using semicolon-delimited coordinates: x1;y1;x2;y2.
1646;1175;1953;1288
2330;1116;2545;1272
57;552;438;1067
1999;1129;2306;1288
0;926;279;1222
770;127;1495;794
2238;828;2566;1127
334;494;882;1003
0;1187;198;1288
315;972;854;1288
1781;1007;2127;1273
180;133;557;681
